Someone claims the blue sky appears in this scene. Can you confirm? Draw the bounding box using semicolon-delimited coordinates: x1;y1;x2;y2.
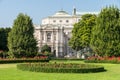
0;0;120;27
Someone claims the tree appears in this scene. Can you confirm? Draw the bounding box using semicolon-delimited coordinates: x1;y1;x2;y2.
69;14;96;51
0;28;11;51
41;44;51;53
69;23;81;51
90;6;120;56
0;28;11;58
8;13;38;58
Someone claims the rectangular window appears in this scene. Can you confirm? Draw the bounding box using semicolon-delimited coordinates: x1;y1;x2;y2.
53;20;56;23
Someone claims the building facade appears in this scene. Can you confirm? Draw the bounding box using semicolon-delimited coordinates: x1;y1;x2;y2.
34;8;98;57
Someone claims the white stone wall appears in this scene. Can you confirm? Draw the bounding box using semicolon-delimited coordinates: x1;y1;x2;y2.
42;16;81;25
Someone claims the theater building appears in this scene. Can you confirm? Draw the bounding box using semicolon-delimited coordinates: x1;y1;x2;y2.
34;8;98;57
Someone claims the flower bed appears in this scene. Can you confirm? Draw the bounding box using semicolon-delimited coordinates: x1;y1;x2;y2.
17;63;105;73
85;56;120;64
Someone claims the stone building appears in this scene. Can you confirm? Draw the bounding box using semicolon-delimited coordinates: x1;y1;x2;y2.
34;8;98;57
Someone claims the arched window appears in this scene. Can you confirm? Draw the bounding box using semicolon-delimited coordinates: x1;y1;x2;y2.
66;20;69;23
78;19;81;22
53;20;56;23
59;20;62;23
47;32;51;42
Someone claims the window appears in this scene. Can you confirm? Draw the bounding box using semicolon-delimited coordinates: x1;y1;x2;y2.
59;20;62;23
47;32;51;42
53;20;56;23
68;38;70;41
66;20;69;23
78;19;81;22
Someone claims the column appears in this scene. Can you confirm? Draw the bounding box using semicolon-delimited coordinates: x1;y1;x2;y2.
60;27;64;56
39;30;42;49
51;31;54;53
55;29;59;57
56;29;59;43
55;45;59;57
44;31;46;43
51;31;54;42
61;27;63;43
39;29;41;41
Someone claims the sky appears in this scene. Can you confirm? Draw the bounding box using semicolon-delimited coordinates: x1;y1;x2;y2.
0;0;120;27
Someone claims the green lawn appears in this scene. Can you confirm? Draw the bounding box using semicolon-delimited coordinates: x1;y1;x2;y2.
0;61;120;80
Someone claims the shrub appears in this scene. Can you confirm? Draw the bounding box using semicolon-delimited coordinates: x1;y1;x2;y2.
51;58;84;61
17;63;105;73
0;58;49;64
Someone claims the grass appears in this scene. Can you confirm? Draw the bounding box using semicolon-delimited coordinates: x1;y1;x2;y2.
0;64;16;68
0;60;120;80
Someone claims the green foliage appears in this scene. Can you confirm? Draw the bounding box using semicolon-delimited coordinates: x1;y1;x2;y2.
69;14;96;51
90;6;120;56
41;44;51;53
17;63;105;73
85;60;119;64
51;58;84;61
0;59;49;64
8;13;38;58
0;28;11;51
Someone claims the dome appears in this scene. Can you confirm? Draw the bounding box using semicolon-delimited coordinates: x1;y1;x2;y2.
53;10;71;17
55;11;69;15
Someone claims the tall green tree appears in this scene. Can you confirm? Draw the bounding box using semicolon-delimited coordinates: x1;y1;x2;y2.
69;23;81;51
8;13;38;58
69;14;96;51
90;6;120;56
0;28;11;51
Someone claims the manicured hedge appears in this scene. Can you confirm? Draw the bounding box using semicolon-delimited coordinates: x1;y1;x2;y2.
17;63;105;73
0;59;49;64
85;60;120;64
51;58;84;61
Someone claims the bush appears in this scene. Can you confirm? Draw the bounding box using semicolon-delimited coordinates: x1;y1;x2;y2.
51;58;84;61
0;58;49;64
17;63;105;73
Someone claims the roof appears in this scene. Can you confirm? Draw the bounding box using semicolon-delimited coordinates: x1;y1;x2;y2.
52;10;71;17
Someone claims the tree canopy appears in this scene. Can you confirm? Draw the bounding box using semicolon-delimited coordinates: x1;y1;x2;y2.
8;13;38;58
69;14;96;51
90;6;120;56
0;28;11;51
